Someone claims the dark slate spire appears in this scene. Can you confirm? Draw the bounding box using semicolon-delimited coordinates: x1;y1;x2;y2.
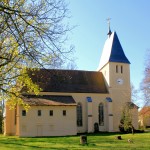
97;31;130;70
109;32;130;64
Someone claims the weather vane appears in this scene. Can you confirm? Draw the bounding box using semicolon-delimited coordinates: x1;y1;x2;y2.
106;18;111;27
106;18;112;36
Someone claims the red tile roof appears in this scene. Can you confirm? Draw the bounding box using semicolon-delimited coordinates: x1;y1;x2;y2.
139;107;150;116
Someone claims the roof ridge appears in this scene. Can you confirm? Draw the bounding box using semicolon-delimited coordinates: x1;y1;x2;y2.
30;68;102;73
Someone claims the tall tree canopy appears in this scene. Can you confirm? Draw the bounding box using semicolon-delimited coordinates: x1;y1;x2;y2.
140;49;150;106
0;0;73;108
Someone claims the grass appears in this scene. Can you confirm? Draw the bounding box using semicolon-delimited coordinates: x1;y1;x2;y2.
0;132;150;150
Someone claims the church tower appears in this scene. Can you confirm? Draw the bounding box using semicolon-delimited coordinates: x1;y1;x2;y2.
97;25;131;131
97;27;130;89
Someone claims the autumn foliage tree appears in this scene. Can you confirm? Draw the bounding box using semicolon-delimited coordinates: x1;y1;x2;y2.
0;0;73;109
140;49;150;106
140;49;150;124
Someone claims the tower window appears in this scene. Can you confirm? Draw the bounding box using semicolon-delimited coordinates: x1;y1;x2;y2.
77;103;83;126
116;65;118;73
121;66;123;74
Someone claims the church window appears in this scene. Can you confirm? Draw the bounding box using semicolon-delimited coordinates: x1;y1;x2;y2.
38;110;41;116
77;103;83;126
99;103;104;126
49;110;53;116
22;110;26;116
63;110;66;116
121;65;123;73
116;65;118;73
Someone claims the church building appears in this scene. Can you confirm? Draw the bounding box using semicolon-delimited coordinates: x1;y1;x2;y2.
4;27;138;137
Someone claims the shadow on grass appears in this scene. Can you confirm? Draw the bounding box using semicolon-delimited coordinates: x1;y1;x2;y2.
78;132;123;137
1;132;149;150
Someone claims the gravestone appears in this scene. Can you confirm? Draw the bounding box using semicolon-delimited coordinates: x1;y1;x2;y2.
80;135;87;144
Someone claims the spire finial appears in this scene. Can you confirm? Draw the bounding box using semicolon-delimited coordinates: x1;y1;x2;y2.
106;18;112;37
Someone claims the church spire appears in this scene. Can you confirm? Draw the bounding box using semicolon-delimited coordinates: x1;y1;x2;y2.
107;18;112;37
97;30;130;71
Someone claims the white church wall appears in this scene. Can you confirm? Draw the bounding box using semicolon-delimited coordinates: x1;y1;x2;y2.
17;105;77;137
72;93;109;133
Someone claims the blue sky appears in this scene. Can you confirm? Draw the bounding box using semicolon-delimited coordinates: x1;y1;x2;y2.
66;0;150;90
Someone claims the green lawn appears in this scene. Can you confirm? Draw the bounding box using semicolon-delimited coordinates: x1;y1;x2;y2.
0;132;150;150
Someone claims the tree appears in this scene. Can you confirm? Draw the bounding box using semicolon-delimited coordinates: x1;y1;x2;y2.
140;49;150;127
0;0;74;109
140;49;150;106
0;104;3;133
131;83;137;103
119;103;134;133
119;105;132;132
131;83;142;106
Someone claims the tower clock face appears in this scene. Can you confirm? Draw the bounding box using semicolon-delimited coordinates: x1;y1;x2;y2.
117;78;124;85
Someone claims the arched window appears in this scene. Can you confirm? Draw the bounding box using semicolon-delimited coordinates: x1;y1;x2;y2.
77;103;83;127
99;103;104;126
